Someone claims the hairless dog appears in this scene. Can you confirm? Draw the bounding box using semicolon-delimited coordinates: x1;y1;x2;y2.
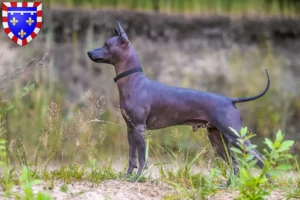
87;21;270;185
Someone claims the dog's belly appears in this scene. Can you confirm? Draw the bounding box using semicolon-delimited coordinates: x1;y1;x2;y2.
146;119;209;130
145;108;209;130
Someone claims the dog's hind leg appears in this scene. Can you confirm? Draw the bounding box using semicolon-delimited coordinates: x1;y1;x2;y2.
207;127;239;185
217;124;265;171
244;140;265;169
243;139;272;181
213;108;268;179
126;123;138;175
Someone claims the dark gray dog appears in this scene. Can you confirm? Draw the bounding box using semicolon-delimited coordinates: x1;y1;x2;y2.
88;22;270;184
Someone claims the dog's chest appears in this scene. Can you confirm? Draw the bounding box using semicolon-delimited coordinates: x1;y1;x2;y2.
119;97;146;123
119;100;133;116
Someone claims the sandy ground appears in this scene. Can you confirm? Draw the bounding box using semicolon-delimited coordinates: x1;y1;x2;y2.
0;179;295;200
0;162;297;199
1;180;173;200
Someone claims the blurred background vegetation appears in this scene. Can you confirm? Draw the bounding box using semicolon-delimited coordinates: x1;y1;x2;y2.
46;0;300;17
0;0;299;168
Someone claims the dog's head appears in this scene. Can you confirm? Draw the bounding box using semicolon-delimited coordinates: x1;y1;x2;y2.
87;21;130;65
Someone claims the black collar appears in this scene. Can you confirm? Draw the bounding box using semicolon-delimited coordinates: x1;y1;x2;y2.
114;67;143;83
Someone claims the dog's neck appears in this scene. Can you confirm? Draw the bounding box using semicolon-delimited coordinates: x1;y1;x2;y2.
114;48;141;74
114;48;144;88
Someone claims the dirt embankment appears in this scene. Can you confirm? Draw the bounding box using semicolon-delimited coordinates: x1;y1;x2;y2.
45;9;300;43
2;9;299;98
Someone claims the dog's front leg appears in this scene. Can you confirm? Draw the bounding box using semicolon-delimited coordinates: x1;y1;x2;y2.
133;124;146;177
126;124;137;175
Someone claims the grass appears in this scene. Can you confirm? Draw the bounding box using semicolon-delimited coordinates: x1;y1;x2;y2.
0;116;299;199
155;146;221;199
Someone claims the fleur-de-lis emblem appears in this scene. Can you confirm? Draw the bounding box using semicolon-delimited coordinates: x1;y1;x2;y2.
18;29;26;38
10;17;18;26
26;17;34;26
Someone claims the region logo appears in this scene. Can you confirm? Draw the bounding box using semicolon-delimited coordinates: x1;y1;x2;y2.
2;2;42;46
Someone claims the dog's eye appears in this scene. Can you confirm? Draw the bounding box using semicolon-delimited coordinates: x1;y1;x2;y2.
104;42;109;48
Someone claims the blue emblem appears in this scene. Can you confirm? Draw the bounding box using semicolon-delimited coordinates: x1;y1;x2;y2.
2;2;42;46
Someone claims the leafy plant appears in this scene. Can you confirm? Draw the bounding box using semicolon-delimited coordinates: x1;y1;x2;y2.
15;166;51;200
230;127;294;200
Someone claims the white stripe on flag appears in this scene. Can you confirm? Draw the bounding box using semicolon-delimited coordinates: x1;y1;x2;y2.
2;11;7;17
3;22;8;29
33;28;40;34
8;32;13;38
17;39;22;45
27;35;33;42
37;4;42;11
3;2;11;7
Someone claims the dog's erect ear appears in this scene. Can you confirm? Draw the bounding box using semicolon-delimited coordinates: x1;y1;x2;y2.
117;21;126;36
117;21;129;46
114;27;120;36
120;36;129;47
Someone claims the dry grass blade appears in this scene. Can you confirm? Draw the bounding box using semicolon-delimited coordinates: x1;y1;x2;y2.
0;54;49;92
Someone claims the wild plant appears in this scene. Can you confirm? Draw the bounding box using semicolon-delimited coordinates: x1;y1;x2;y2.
15;166;51;200
230;127;294;199
43;101;62;172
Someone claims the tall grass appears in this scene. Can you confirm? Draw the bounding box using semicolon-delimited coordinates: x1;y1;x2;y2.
45;0;300;17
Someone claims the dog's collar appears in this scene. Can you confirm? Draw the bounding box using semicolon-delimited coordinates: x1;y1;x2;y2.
114;67;143;83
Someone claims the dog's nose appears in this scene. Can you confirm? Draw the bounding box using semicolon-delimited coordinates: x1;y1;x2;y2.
87;51;92;56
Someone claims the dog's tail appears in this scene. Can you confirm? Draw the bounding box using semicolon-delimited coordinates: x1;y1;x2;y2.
231;69;270;104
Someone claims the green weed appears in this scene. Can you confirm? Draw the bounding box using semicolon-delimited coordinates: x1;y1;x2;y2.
230;127;294;200
87;166;120;184
15;166;51;200
46;165;85;184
